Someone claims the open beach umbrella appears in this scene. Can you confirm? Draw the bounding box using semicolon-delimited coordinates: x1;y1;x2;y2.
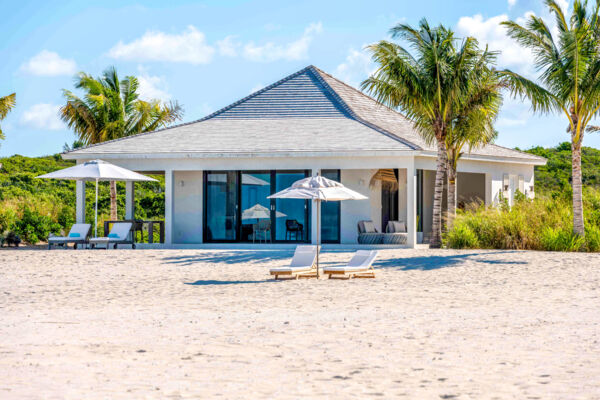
268;175;367;277
241;204;286;220
37;159;157;237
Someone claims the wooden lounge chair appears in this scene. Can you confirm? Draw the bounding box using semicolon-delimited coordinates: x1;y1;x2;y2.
89;222;135;249
269;245;317;280
48;223;91;249
323;250;378;279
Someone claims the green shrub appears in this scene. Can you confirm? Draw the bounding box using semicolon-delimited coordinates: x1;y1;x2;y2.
14;207;61;244
0;207;17;233
446;223;479;249
584;225;600;252
540;227;585;252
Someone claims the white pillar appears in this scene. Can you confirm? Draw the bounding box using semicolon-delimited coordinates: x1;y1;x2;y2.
310;168;320;244
406;159;417;248
76;180;86;223
485;173;492;205
125;181;135;219
397;168;407;224
165;170;173;245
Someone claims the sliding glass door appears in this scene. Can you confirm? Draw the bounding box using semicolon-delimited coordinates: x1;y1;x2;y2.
204;171;238;242
274;171;309;241
204;170;311;243
321;170;340;243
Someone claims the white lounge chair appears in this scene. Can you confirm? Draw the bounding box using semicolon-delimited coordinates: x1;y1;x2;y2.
323;250;378;279
48;223;91;249
269;245;317;279
89;222;135;249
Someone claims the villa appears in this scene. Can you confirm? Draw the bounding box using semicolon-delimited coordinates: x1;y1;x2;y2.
63;65;546;248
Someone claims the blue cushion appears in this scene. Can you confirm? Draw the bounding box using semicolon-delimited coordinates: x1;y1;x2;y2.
108;233;119;238
68;233;81;238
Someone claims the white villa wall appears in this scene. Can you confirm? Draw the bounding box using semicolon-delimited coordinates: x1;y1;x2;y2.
340;169;380;244
172;171;203;244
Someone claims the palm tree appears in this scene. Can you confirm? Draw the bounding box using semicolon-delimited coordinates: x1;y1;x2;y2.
446;69;503;230
501;0;600;236
0;93;16;141
362;20;501;247
61;67;183;220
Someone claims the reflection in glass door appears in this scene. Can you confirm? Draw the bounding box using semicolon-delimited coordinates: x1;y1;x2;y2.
240;172;272;242
275;171;309;241
204;171;238;241
321;170;341;243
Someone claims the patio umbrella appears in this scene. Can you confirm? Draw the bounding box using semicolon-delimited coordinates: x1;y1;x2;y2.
268;175;368;277
37;159;157;237
241;204;286;220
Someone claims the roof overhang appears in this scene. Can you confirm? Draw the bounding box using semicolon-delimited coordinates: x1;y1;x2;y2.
415;150;547;166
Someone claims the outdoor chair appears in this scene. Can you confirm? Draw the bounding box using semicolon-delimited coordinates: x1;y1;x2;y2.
269;245;318;279
285;219;304;241
48;223;91;250
383;220;408;245
323;250;378;279
89;222;135;249
253;219;271;243
357;220;383;244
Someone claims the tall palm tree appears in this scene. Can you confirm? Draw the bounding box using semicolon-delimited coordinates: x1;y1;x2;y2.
446;69;503;230
501;0;600;236
0;93;16;141
362;20;501;247
61;67;183;220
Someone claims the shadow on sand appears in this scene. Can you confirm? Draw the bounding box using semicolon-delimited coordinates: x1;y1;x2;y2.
184;279;275;286
374;250;528;271
164;250;293;266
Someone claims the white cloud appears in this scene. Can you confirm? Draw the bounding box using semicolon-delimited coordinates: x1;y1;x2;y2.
456;13;536;75
20;104;64;130
136;67;171;102
556;0;569;13
108;26;215;64
20;50;77;76
335;47;375;88
508;0;517;9
217;35;239;57
243;22;323;62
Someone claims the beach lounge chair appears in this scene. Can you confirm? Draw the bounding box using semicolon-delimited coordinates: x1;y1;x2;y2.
48;223;91;249
323;250;378;279
382;220;408;245
269;245;317;279
89;222;135;249
357;220;383;244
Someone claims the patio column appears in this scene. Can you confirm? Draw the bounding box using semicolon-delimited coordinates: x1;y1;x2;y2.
165;169;173;245
76;181;86;223
406;160;417;248
125;181;135;219
311;168;320;244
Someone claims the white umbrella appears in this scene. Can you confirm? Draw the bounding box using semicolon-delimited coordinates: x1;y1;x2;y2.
241;204;286;220
37;159;157;237
268;175;368;277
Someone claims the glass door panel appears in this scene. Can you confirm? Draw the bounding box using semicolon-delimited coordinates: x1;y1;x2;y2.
275;171;308;241
321;170;340;243
205;171;238;241
240;171;272;242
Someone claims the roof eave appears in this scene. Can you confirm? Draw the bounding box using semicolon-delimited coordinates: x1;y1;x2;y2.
416;150;547;166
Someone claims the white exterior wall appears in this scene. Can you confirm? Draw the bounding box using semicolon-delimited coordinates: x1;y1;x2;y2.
173;171;203;244
340;169;380;244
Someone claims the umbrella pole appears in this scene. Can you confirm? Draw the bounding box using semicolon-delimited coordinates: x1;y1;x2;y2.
94;178;99;237
316;199;320;278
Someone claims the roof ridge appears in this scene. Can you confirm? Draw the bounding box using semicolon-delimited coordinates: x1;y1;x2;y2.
308;66;421;150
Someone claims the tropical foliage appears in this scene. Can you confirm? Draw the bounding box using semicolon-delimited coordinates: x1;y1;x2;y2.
362;19;503;247
501;0;600;237
0;93;16;142
60;67;183;220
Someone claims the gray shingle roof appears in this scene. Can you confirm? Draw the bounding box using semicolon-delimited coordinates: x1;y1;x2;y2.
65;65;544;163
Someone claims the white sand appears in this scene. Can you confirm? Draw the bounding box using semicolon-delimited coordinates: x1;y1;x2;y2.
0;248;599;399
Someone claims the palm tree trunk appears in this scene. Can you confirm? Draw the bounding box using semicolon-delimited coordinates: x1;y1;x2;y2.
571;139;585;236
430;140;447;248
447;162;457;232
109;180;118;221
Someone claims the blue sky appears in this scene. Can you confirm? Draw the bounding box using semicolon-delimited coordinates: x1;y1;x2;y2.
1;0;594;157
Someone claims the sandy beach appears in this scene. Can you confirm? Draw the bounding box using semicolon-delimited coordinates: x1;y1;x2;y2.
0;248;599;399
